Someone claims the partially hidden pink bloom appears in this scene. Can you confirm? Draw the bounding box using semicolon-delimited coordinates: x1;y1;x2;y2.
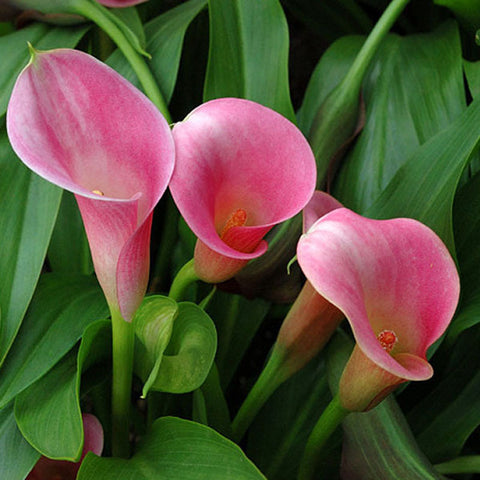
7;48;174;321
297;209;460;411
274;191;344;376
169;98;317;283
27;413;103;480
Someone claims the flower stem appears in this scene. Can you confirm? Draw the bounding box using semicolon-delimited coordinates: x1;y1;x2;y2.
74;0;172;122
297;394;349;480
435;456;480;475
168;258;199;301
110;306;135;458
231;347;287;442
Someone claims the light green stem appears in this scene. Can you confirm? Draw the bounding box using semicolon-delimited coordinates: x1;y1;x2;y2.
168;258;199;301
75;0;172;122
298;395;349;480
110;307;135;458
232;347;287;442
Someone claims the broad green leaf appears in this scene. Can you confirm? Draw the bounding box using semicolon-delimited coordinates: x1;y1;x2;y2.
14;320;111;460
107;0;206;103
15;350;81;460
135;301;216;393
204;0;295;121
334;22;465;212
133;296;178;396
48;191;93;274
464;60;480;99
0;22;88;116
365;93;480;252
206;292;270;388
247;356;335;480
408;323;480;462
0;404;40;480
326;332;445;480
78;416;266;480
0;118;62;365
0;274;108;408
111;6;146;49
297;35;364;135
448;169;480;339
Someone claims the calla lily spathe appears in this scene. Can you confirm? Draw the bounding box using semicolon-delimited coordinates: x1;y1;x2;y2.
169;98;317;283
7;48;175;321
297;209;460;411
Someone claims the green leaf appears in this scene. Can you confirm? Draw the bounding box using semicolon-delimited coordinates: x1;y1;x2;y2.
133;296;178;397
14;320;111;460
48;191;93;274
0;22;88;116
334;22;465;212
326;332;445;480
365;93;480;252
206;292;270;388
107;0;206;104
408;324;480;462
204;0;295;121
247;357;335;480
464;59;480;99
297;35;364;135
78;416;266;479
0;118;62;365
0;274;108;408
135;300;217;394
0;404;40;480
111;6;146;50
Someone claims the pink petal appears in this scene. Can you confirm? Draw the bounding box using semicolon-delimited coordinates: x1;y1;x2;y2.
302;190;343;233
297;208;459;380
170;98;317;261
7;48;174;320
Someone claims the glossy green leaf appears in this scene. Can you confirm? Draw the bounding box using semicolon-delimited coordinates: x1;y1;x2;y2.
365;93;480;252
247;356;335;480
14;320;111;460
0;22;88;116
47;191;93;274
326;332;445;480
0;274;108;408
133;295;178;396
78;416;266;480
0;118;62;366
107;0;206;103
204;0;295;121
0;404;40;480
111;6;146;50
408;324;480;462
206;292;270;388
334;22;465;212
297;35;364;135
464;60;480;99
135;301;216;394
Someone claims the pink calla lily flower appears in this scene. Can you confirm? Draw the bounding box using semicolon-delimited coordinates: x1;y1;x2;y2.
7;48;174;321
27;413;103;480
169;98;317;283
297;208;460;411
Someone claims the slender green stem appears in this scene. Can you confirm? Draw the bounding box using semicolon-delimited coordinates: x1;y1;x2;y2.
75;0;172;122
199;286;217;310
168;258;199;301
232;347;287;442
216;295;240;367
435;456;480;475
298;395;349;480
342;0;410;87
110;307;135;458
